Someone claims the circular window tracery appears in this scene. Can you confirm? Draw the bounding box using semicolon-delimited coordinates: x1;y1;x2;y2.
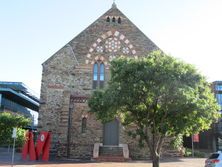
86;31;138;65
96;46;103;53
109;55;117;61
122;47;130;54
105;37;121;53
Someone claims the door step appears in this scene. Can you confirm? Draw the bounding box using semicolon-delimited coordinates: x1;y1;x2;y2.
93;143;130;161
96;155;126;162
95;146;129;162
99;146;123;156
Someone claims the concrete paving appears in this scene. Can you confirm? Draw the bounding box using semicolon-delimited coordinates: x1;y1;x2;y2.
0;148;206;167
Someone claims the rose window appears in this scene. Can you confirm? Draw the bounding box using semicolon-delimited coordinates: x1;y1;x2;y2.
105;37;121;52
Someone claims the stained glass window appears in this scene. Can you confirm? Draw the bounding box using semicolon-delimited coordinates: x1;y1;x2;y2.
93;62;105;89
100;63;105;81
93;63;98;81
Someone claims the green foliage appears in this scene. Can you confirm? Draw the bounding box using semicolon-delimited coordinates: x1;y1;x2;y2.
184;148;205;158
171;134;183;149
89;50;219;136
88;50;220;166
0;112;30;147
194;150;206;158
184;148;192;157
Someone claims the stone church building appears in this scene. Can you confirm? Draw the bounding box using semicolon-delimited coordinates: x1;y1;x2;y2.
38;3;179;160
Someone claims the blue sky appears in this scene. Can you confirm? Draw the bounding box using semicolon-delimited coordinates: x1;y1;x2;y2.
0;0;222;97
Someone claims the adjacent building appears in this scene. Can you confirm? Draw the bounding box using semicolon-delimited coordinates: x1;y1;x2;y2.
184;81;222;152
212;81;222;151
0;81;39;125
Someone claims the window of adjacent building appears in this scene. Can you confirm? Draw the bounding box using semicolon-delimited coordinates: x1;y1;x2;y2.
93;62;105;89
216;94;222;106
81;117;87;133
0;94;2;108
216;85;222;91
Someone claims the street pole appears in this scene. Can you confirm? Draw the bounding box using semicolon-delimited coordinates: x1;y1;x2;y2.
191;135;194;158
11;137;16;167
32;114;34;131
11;128;17;167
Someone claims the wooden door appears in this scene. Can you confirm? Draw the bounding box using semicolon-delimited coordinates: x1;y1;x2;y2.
103;119;119;145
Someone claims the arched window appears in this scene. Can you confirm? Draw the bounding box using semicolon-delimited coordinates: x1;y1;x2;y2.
100;63;105;81
100;63;105;88
93;62;105;89
82;117;87;133
118;17;121;24
106;16;110;22
93;63;98;80
93;63;98;88
112;17;116;23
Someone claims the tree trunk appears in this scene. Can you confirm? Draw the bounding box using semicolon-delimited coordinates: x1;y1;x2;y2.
144;128;164;167
152;153;160;167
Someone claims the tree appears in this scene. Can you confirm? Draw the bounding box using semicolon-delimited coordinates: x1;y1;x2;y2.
88;51;220;167
0;112;31;147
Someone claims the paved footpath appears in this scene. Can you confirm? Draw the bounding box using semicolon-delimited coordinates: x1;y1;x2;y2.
0;148;206;167
0;159;206;167
0;158;206;167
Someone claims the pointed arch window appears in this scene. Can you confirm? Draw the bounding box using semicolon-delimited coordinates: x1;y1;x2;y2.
93;63;98;81
112;17;116;23
118;17;121;24
100;63;105;88
93;62;105;89
100;63;105;81
81;117;87;133
106;16;110;22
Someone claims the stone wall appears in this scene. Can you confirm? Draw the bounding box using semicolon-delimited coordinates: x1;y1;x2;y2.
68;103;103;159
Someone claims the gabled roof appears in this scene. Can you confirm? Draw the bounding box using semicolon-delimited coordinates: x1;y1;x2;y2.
43;3;159;66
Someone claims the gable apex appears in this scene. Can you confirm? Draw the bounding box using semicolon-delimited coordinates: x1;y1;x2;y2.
112;2;117;8
43;5;159;66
